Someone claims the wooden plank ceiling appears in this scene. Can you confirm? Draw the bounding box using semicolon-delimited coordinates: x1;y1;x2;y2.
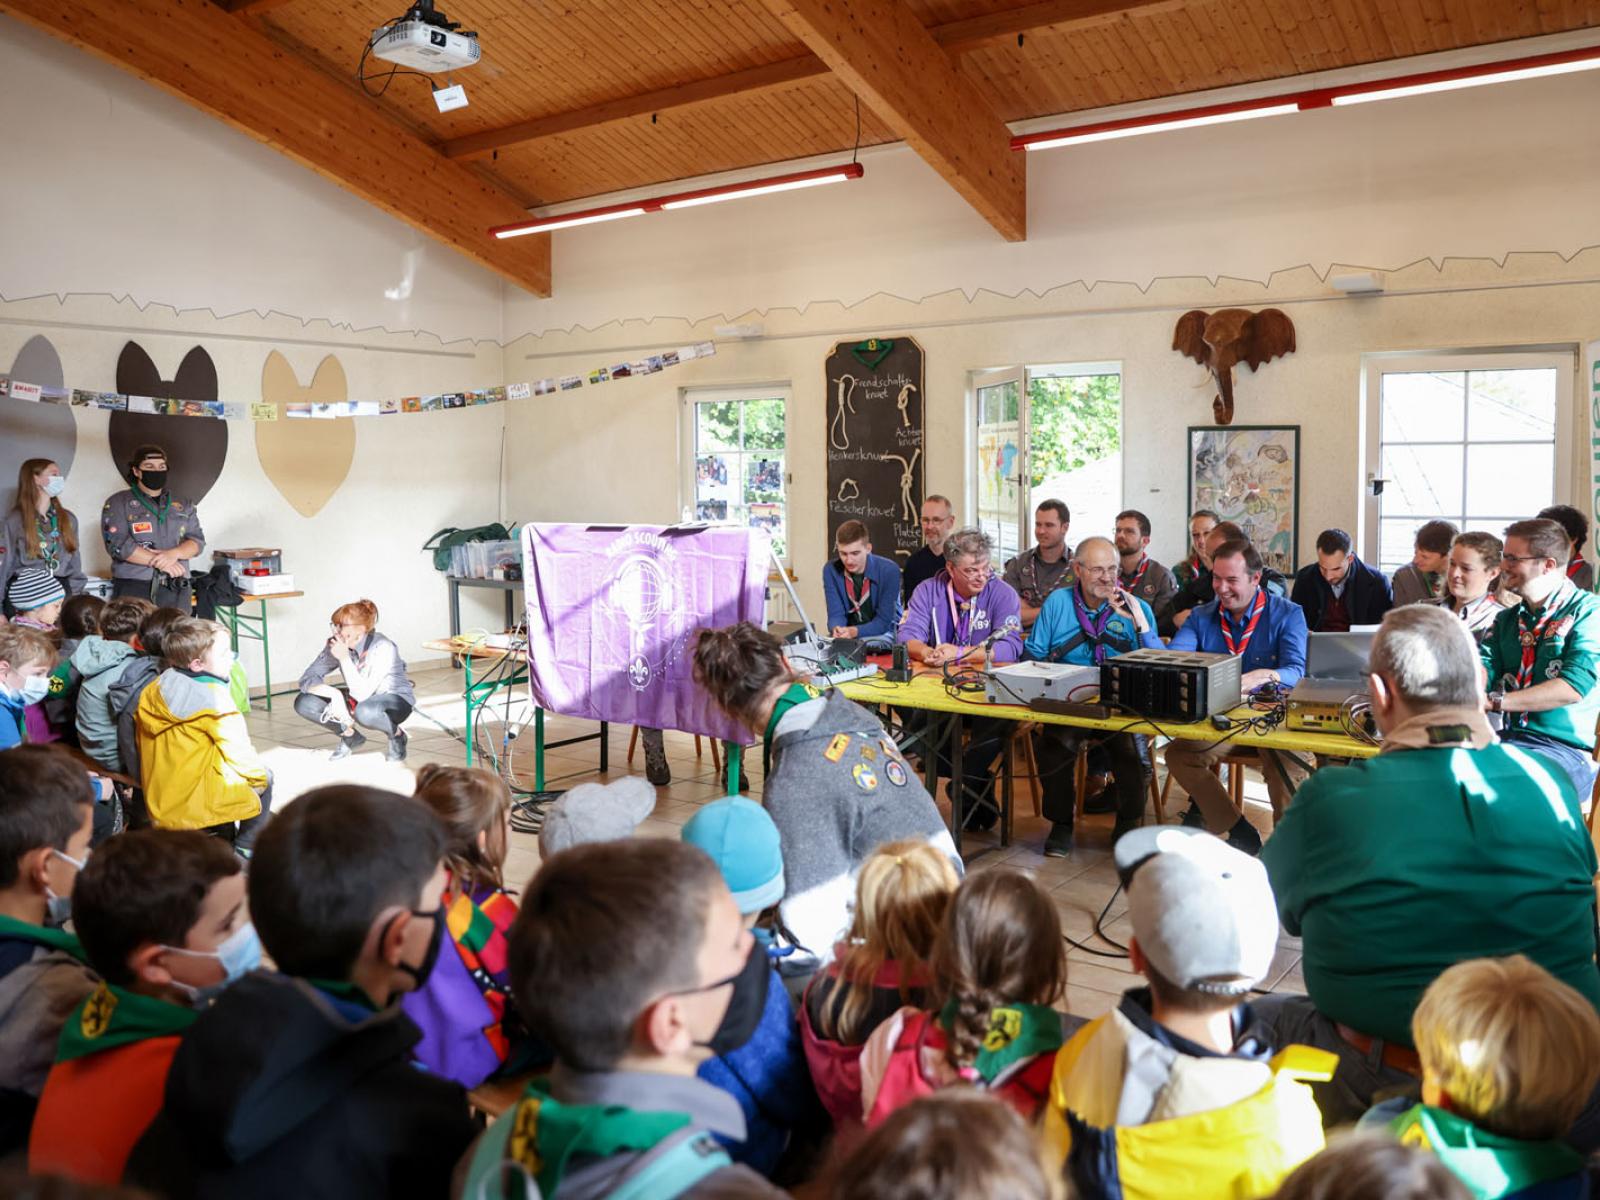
254;0;1600;212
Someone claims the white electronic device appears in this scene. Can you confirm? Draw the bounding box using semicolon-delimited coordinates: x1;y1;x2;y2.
985;660;1100;706
369;21;481;72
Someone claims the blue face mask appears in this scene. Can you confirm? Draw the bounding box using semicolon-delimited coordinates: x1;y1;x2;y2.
42;475;67;498
1;675;50;706
45;849;86;927
161;922;263;1005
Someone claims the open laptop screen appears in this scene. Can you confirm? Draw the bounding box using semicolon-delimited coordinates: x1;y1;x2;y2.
1305;630;1377;681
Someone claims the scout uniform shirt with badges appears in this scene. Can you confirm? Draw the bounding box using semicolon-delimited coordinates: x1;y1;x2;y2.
1002;547;1075;611
823;728;913;793
101;489;206;581
1482;580;1600;749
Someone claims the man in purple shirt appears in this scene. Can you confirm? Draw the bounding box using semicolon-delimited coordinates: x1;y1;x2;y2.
898;528;1022;830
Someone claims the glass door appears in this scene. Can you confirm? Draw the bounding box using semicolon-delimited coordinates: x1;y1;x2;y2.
974;368;1026;562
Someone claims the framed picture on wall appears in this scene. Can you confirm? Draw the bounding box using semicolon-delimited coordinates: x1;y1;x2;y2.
1187;424;1300;576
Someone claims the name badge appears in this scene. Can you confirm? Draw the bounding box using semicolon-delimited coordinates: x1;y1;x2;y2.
131;521;154;535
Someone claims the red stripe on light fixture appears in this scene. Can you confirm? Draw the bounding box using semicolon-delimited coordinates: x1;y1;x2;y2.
491;162;866;239
1012;43;1600;152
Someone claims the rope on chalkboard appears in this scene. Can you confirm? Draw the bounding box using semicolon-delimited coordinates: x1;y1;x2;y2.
896;382;916;428
830;373;858;449
880;448;921;522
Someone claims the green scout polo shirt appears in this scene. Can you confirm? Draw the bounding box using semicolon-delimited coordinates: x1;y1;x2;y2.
1261;742;1600;1047
1481;584;1600;750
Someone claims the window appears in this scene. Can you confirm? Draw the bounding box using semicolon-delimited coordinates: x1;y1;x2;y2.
973;363;1123;562
1363;351;1574;573
684;388;789;558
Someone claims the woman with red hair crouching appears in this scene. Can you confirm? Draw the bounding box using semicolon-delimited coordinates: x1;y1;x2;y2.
294;599;415;762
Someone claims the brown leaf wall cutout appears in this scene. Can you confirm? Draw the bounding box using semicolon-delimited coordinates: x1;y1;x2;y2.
254;351;355;518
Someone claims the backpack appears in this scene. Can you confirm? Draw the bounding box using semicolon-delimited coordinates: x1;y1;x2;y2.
422;524;516;573
461;1103;731;1200
866;1010;1055;1127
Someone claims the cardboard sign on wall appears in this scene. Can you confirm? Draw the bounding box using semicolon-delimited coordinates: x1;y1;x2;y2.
256;352;354;517
0;335;76;513
108;342;228;501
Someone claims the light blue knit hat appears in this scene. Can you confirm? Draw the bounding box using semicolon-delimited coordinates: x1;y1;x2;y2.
682;797;785;915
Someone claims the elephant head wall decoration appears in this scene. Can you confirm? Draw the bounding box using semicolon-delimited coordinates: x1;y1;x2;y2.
1172;308;1296;425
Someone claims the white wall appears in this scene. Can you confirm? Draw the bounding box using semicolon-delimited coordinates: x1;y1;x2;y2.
0;15;515;690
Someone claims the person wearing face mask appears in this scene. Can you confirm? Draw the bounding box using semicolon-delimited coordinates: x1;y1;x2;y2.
101;443;206;610
461;837;788;1199
125;785;480;1199
0;745;99;1155
0;624;57;751
1482;518;1600;799
2;457;87;615
30;829;258;1183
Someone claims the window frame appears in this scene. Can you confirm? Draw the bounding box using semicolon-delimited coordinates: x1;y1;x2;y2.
679;382;793;562
1359;347;1577;570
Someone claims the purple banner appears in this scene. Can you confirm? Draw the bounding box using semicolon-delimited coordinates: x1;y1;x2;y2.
522;523;769;743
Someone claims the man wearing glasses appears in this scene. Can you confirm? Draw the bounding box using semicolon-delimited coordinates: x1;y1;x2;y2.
1025;537;1164;855
1483;518;1600;799
899;527;1023;830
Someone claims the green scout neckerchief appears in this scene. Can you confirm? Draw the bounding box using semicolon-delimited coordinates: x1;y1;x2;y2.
0;912;88;960
35;507;62;572
307;977;380;1012
763;682;819;758
504;1078;693;1197
850;338;894;372
938;1000;1064;1084
1392;1103;1584;1199
57;981;194;1063
133;490;172;523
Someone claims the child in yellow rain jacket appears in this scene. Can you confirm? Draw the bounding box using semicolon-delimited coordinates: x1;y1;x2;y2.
1042;827;1334;1200
135;618;271;855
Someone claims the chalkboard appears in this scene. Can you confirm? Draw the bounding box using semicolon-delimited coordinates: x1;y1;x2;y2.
825;336;925;563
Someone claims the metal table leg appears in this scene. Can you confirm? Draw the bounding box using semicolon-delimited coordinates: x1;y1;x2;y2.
950;715;965;856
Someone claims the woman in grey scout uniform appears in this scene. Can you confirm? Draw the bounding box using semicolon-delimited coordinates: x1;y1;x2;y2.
1;458;87;615
294;598;415;762
101;444;205;610
692;622;959;976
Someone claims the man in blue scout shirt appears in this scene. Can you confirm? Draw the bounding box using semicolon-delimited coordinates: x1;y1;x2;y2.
1026;537;1165;855
1164;538;1309;854
821;519;902;650
101;445;205;611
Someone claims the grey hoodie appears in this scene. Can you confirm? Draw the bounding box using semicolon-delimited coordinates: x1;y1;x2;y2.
110;655;163;781
71;636;140;772
765;689;960;971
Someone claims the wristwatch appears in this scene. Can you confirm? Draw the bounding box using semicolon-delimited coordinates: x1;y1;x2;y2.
1488;691;1505;713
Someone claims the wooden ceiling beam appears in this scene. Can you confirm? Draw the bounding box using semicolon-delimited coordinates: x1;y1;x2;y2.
2;0;552;296
931;0;1188;54
442;55;829;161
760;0;1026;240
440;0;1186;163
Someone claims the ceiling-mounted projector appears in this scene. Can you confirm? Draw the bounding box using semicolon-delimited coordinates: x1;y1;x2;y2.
369;1;480;73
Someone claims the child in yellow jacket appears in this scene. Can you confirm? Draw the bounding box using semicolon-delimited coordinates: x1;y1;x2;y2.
135;619;271;855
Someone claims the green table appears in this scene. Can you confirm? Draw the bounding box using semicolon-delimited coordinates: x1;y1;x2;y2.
216;591;304;713
423;638;608;783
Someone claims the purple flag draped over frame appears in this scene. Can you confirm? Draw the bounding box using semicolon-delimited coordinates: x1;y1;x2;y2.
522;523;769;744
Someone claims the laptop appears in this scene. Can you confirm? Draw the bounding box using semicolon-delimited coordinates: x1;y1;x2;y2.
1288;630;1375;713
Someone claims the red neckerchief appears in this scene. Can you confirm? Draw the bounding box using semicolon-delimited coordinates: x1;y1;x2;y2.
1220;590;1267;656
842;569;872;617
944;579;974;646
1121;554;1150;590
1567;557;1586;580
1515;583;1577;694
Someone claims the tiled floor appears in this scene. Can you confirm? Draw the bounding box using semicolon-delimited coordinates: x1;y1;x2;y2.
244;663;1305;1021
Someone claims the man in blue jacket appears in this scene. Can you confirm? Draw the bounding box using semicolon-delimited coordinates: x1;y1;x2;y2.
1289;528;1392;632
1165;539;1309;854
1025;537;1164;855
821;520;902;651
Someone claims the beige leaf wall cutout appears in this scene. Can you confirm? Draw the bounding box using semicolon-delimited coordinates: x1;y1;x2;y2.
255;351;355;517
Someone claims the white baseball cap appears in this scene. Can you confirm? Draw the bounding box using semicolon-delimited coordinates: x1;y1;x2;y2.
1115;826;1279;995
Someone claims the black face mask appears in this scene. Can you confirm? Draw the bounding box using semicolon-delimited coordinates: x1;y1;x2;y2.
690;939;769;1057
387;906;445;992
137;468;168;492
